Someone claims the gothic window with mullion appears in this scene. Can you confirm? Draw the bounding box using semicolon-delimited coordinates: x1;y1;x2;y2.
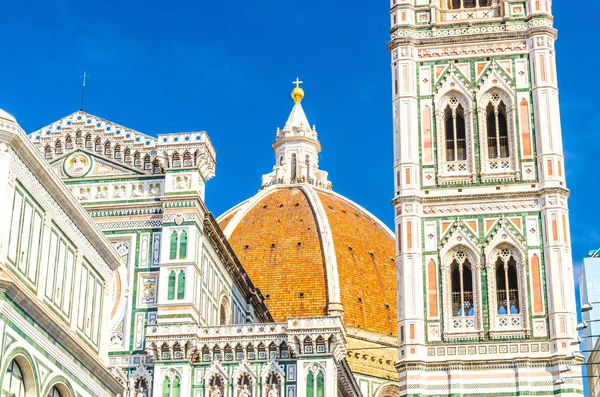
441;247;483;338
436;93;476;183
478;90;519;180
486;245;529;337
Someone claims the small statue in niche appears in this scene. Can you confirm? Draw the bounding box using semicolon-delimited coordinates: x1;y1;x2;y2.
267;384;279;397
239;385;251;397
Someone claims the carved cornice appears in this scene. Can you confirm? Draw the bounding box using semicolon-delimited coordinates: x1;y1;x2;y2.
388;18;556;51
393;186;569;207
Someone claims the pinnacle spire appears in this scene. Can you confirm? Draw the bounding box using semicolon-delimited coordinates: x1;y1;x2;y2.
260;80;331;190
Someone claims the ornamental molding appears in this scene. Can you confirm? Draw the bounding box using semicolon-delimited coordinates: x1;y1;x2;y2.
389;18;554;41
417;40;528;60
422;199;539;215
96;220;163;231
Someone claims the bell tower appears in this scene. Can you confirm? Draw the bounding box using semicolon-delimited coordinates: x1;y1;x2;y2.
389;0;582;395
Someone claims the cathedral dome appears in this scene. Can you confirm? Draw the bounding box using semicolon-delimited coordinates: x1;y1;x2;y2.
218;184;397;337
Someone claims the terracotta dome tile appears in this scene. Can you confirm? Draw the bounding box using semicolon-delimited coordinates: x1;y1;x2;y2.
225;188;328;321
316;191;397;336
219;186;397;337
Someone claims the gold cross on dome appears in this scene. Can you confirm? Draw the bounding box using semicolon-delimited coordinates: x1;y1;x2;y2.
293;77;303;88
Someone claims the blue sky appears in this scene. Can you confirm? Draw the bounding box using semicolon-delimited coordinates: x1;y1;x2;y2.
0;1;597;286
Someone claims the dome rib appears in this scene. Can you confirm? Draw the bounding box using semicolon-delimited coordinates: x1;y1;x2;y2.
299;185;343;316
217;185;397;336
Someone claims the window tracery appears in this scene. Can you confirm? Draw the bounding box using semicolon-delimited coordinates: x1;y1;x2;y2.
486;244;529;337
441;245;482;337
477;88;519;181
435;92;475;183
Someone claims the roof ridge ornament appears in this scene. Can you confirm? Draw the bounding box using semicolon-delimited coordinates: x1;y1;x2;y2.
291;77;304;103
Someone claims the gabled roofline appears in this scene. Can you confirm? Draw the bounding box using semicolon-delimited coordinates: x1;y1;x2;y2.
0;117;123;271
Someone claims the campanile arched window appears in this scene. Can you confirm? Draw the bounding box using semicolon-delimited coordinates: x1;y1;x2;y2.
441;246;482;336
486;243;528;336
486;95;509;159
477;89;518;179
495;252;519;315
444;101;467;162
450;251;474;318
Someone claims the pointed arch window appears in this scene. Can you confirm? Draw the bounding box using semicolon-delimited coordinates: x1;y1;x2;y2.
65;135;73;149
85;134;92;149
95;138;102;152
307;371;324;397
153;159;162;174
124;148;132;163
486;245;528;335
143;155;151;170
177;271;185;300
168;271;176;301
450;252;474;318
55;140;63;154
444;99;467;162
183;152;193;167
169;231;178;260
45;145;53;159
134;152;141;166
179;231;187;259
172;153;181;167
478;90;518;179
161;378;170;397
169;230;188;260
76;131;83;146
486;95;509;159
172;376;180;397
442;247;481;336
495;252;519;315
114;145;122;160
104;141;112;156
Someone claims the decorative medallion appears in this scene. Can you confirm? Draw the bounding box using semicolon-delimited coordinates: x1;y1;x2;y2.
175;213;184;226
64;153;92;177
